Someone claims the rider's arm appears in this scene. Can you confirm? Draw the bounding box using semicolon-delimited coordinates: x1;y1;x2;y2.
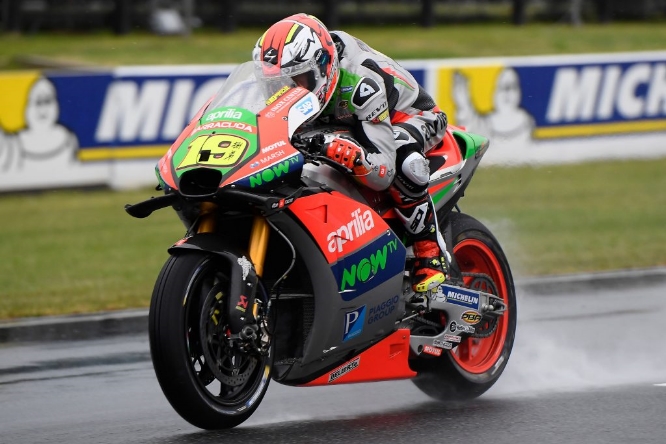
323;75;397;192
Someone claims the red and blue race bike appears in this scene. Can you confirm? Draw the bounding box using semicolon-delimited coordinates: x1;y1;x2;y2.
126;61;516;429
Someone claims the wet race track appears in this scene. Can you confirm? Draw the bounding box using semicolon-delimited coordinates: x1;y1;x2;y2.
2;281;666;444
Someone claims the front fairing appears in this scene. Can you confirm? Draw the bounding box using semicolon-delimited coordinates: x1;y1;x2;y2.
156;61;320;197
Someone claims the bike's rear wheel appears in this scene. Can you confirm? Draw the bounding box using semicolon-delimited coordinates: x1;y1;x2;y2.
412;211;516;400
149;252;272;429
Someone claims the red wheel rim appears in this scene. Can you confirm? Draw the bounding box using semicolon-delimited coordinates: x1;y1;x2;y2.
450;238;509;374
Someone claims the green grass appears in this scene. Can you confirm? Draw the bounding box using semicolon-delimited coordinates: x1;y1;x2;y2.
1;158;665;319
462;159;666;277
1;22;666;69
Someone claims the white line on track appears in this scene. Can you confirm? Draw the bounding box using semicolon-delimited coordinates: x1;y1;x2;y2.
654;383;666;387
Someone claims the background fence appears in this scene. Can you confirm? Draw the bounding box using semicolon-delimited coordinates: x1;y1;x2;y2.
2;0;666;35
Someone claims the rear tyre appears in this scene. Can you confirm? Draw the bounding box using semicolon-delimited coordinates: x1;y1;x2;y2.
412;211;516;401
149;252;272;429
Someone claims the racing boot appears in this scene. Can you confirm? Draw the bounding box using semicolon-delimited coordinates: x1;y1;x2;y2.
393;194;447;293
412;235;446;293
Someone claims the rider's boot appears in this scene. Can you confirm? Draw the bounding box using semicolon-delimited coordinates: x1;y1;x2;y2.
412;234;446;293
394;194;447;293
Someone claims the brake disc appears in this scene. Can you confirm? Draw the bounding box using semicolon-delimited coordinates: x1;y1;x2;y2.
199;285;258;386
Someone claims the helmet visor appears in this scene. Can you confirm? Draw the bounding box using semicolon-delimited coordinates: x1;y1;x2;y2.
254;60;319;98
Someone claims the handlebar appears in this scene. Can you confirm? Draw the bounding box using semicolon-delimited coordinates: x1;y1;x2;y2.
291;133;326;154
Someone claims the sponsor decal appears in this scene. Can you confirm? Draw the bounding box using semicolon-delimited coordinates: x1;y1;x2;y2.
378;165;387;178
449;321;475;334
340;85;354;93
433;339;453;350
192;120;254;134
461;311;483;325
328;356;360;383
267;88;303;116
364;102;388;121
422;345;443;356
343;306;366;341
269;196;295;210
327;208;376;253
258;149;285;164
334;234;405;301
177;134;249;170
295;96;315;117
352;77;380;109
248;156;299;188
444;334;462;343
437;285;480;309
372;109;390;124
266;86;290;105
340;239;399;292
235;295;248;312
367;295;400;324
204;108;243;121
261;140;287;153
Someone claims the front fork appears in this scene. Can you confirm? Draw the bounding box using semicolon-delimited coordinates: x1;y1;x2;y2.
197;203;270;347
196;203;270;278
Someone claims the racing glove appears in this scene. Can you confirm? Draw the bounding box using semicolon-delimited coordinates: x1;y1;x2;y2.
323;136;365;169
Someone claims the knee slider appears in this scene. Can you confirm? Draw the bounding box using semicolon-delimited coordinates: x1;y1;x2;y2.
398;151;430;190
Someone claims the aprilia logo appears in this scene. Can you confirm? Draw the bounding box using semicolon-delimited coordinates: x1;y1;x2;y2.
327;209;375;253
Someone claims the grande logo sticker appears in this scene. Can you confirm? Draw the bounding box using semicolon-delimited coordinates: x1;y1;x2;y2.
177;134;249;170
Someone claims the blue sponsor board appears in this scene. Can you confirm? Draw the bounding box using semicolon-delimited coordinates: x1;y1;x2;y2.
515;60;666;137
440;55;666;143
85;71;230;157
0;69;232;162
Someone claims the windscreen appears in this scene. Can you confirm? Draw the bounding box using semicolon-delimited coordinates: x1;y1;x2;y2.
208;61;299;114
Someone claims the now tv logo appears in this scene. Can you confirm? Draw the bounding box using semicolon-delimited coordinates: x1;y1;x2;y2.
95;76;227;144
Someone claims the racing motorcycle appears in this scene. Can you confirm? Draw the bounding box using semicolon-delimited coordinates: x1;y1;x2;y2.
125;61;516;429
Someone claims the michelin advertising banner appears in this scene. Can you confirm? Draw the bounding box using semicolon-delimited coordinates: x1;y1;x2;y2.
0;65;232;191
1;52;666;192
432;51;666;165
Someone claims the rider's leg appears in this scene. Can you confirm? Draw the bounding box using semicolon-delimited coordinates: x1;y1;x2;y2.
390;131;447;293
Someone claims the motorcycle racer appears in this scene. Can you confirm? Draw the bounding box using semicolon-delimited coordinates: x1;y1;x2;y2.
253;13;449;293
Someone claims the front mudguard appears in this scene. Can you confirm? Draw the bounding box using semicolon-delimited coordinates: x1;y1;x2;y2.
168;233;259;334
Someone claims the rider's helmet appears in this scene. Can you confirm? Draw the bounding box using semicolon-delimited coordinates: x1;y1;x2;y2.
252;13;339;116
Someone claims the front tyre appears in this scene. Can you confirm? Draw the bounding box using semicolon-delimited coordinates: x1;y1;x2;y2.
149;252;272;429
412;212;516;400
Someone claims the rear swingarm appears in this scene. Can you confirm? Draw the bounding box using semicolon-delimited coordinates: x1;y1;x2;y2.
408;283;506;355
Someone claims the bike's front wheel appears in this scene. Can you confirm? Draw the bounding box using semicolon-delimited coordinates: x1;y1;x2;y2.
412;211;517;400
149;252;272;430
